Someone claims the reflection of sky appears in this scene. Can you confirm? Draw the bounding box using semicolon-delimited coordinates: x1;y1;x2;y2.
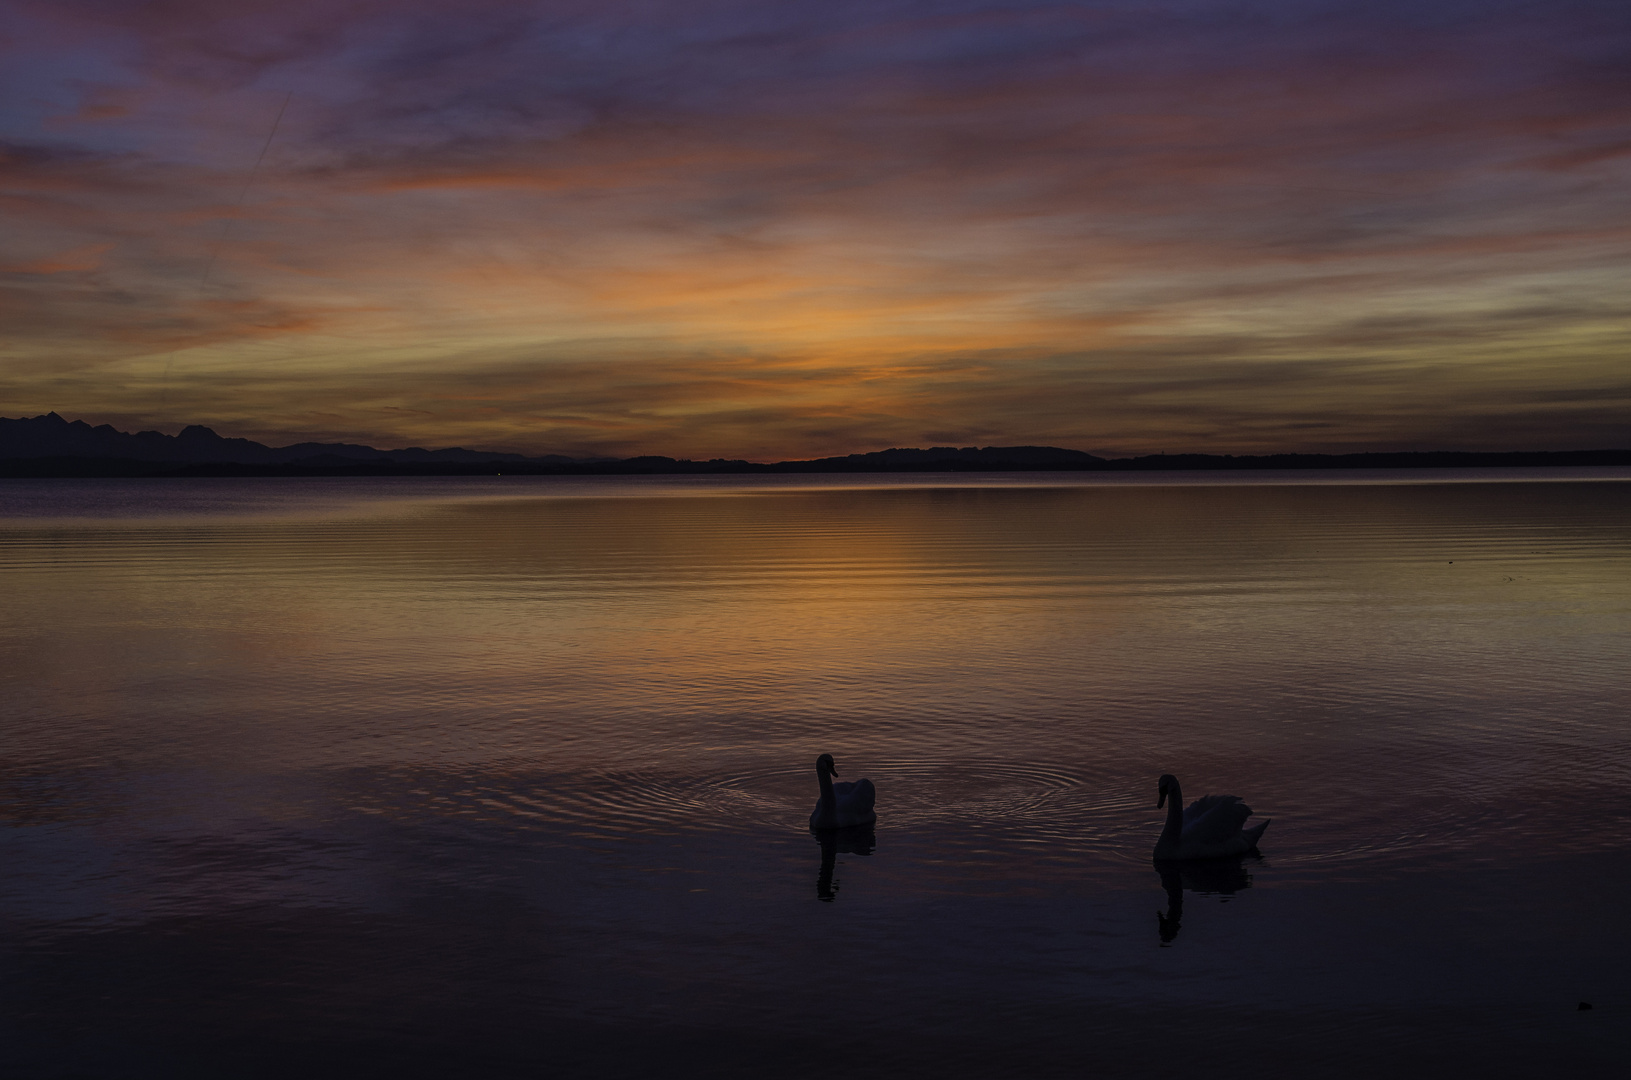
2;1;1630;456
3;478;1630;1068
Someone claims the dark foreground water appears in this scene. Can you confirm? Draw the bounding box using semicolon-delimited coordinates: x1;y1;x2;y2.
3;472;1629;1078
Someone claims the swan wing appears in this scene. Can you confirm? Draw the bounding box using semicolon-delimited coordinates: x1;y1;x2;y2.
1181;794;1252;845
834;778;876;815
830;778;876;826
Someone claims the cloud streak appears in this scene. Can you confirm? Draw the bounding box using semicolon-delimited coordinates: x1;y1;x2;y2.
2;0;1629;455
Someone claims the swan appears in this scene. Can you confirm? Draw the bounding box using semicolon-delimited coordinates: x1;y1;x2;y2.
809;754;877;830
1153;773;1269;860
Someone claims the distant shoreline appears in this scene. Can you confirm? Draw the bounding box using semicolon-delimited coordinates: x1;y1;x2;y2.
5;448;1631;479
6;412;1630;477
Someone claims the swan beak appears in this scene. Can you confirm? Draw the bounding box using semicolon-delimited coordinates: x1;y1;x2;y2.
1157;789;1167;809
830;763;839;776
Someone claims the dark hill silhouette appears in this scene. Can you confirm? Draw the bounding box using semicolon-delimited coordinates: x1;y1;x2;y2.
2;412;1628;477
0;411;561;468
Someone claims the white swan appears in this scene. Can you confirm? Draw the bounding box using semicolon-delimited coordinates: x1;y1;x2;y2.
1153;773;1269;860
809;754;876;830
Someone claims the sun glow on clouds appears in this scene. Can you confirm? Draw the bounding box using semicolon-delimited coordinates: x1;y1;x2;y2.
1;0;1629;458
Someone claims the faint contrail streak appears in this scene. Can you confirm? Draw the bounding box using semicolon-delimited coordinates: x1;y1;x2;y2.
201;91;293;288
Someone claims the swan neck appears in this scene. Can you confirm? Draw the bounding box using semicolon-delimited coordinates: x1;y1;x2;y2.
817;768;835;802
1159;781;1184;849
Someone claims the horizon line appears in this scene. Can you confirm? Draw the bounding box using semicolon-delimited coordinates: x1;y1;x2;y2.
8;411;1631;466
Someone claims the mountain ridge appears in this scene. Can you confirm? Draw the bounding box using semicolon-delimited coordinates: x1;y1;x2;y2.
0;411;563;466
3;411;1630;476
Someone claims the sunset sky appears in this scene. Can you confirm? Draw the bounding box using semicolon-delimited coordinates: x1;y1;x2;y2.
2;0;1628;459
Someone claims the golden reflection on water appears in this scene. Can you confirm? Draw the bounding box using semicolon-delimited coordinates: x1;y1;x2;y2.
2;476;1630;872
5;476;1631;1076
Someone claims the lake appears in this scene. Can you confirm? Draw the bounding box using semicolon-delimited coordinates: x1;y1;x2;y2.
2;472;1628;1077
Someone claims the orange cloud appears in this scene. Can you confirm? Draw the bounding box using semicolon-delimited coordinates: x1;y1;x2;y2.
0;242;113;274
2;0;1628;457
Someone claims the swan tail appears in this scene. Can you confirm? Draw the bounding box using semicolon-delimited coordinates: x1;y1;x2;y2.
1244;819;1270;850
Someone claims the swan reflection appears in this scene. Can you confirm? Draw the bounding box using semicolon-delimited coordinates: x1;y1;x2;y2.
1154;857;1256;944
813;826;875;901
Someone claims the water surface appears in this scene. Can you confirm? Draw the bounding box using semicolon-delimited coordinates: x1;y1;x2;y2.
3;472;1628;1077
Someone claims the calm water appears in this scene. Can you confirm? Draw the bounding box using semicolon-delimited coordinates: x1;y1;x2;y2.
3;472;1629;1077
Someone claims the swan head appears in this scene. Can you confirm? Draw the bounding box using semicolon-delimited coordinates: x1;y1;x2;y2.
816;753;837;777
1157;773;1178;808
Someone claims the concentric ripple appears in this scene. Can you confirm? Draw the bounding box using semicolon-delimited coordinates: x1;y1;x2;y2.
357;759;1159;852
718;758;1094;829
362;768;786;838
340;756;1631;872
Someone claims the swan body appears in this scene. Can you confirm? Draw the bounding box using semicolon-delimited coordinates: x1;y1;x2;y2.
1153;773;1268;860
809;754;876;830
